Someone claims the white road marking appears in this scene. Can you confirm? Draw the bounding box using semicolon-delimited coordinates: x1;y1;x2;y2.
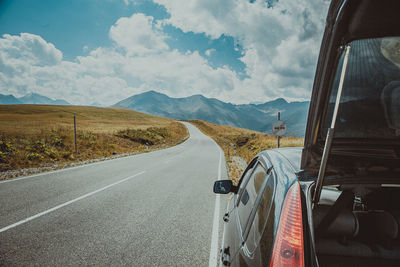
0;171;146;233
209;148;222;267
0;164;89;184
0;155;136;184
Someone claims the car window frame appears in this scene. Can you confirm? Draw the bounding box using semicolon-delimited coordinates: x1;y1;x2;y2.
235;157;259;207
243;165;273;237
235;162;263;234
242;166;275;257
235;157;274;235
238;155;276;257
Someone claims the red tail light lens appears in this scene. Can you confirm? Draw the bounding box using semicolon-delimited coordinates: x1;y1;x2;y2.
269;182;304;267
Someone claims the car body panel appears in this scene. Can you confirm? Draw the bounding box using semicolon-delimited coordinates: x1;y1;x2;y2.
221;148;301;266
221;194;241;266
218;1;400;266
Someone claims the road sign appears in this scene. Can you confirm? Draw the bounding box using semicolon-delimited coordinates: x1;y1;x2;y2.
272;120;287;137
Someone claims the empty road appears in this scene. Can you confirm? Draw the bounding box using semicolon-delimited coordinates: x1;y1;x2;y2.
0;122;228;266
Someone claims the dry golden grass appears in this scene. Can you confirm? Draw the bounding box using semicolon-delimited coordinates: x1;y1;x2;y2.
188;120;303;184
0;105;173;135
0;105;188;173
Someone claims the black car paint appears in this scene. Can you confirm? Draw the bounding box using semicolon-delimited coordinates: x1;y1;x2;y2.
220;148;302;266
218;1;400;266
301;181;318;267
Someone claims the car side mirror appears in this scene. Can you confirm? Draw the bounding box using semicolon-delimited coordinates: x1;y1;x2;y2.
213;180;237;194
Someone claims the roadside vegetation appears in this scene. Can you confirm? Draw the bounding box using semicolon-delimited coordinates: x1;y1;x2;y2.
188;120;304;184
0;105;188;178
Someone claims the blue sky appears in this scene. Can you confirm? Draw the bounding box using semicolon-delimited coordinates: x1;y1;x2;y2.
0;0;246;75
0;0;165;59
0;0;329;105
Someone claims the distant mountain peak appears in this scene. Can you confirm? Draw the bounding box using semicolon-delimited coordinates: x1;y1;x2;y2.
268;98;288;104
25;92;40;96
139;90;168;97
0;93;22;104
187;94;206;99
114;91;309;136
144;90;161;94
0;92;70;105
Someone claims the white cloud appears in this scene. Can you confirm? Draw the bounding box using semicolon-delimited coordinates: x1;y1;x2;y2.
0;33;62;66
154;0;330;101
109;13;168;55
205;48;215;57
0;22;240;105
0;0;331;105
0;33;63;97
0;33;132;104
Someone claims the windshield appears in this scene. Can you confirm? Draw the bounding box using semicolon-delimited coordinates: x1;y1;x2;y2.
323;37;400;139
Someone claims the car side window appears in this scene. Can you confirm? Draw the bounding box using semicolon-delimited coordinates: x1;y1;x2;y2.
255;170;275;236
237;163;267;235
238;158;257;186
235;158;257;206
244;167;275;255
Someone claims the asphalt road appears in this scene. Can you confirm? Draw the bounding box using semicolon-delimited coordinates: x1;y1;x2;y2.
0;122;228;266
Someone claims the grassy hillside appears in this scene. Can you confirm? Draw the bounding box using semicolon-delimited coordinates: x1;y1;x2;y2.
0;105;188;175
189;120;304;184
114;90;309;137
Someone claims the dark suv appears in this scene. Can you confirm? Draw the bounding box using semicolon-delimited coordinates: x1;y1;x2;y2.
214;1;400;266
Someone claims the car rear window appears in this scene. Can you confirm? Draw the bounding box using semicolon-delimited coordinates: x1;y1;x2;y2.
322;37;400;139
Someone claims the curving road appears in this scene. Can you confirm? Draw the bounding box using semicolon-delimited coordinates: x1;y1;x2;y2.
0;122;228;266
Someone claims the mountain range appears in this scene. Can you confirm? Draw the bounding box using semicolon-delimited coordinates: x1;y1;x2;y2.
114;91;310;137
0;93;70;105
0;91;309;136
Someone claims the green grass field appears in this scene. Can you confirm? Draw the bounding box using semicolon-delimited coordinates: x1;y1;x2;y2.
0;105;188;174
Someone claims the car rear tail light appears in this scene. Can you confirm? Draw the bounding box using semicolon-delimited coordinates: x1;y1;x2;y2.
269;182;304;267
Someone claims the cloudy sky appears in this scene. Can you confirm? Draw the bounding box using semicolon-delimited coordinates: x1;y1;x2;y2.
0;0;330;106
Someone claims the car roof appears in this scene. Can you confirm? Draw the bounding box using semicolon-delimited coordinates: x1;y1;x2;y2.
260;147;302;173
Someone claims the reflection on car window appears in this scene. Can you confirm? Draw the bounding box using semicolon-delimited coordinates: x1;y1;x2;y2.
254;168;266;195
240;169;253;190
237;164;267;235
245;169;274;255
238;159;257;187
241;189;249;205
323;37;400;138
256;176;274;235
236;163;255;206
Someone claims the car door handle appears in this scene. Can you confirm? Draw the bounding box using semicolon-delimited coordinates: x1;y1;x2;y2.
223;212;230;222
221;247;231;266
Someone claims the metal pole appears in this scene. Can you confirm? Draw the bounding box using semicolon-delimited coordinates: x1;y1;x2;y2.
313;45;351;204
277;112;280;148
74;115;77;157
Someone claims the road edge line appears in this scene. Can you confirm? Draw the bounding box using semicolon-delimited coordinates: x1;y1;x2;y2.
209;148;222;267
